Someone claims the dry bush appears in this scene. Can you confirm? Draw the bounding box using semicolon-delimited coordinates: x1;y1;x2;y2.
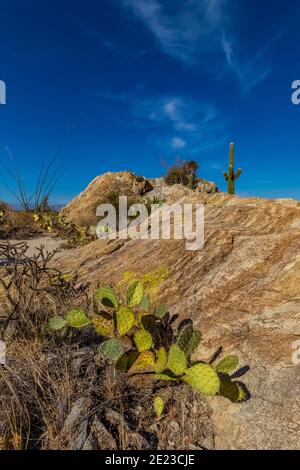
0;208;40;240
0;242;89;338
164;159;199;189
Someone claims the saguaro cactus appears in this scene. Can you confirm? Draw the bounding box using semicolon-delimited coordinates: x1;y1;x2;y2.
223;143;242;195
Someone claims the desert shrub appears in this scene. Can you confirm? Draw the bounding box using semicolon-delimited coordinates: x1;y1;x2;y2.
0;242;89;337
48;280;249;405
164;159;199;189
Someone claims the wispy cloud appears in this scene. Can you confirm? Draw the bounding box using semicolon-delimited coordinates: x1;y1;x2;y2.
171;137;187;149
221;31;276;93
133;95;218;134
121;0;277;93
122;0;225;65
96;88;227;152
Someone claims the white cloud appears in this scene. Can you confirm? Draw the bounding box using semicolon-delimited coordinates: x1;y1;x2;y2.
122;0;225;65
122;0;276;92
137;96;217;133
171;137;187;149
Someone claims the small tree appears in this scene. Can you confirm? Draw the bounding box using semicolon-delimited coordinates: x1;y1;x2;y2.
164;159;198;189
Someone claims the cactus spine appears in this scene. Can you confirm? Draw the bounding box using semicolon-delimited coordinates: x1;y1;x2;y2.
223;143;242;195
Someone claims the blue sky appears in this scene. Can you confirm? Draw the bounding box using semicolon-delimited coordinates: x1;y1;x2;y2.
0;0;300;204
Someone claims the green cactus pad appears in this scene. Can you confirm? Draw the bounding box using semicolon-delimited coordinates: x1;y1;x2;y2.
48;316;67;331
66;308;91;328
126;281;144;307
155;347;168;373
136;311;153;329
99;339;124;362
215;355;239;374
129;351;156;373
167;344;187;376
140;295;150;311
140;314;156;331
115;353;129;372
94;286;118;309
219;378;245;402
116;306;135;336
134;329;153;352
183;363;220;396
155;304;169;319
153;372;177;382
177;323;202;356
153;395;165;418
92;314;115;338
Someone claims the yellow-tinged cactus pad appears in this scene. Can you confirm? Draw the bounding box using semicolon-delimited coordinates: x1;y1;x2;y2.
167;344;187;376
66;308;91;328
116;306;135;336
154;373;177;382
219;378;245;402
92;314;115;338
155;347;168;373
134;329;153;352
215;355;239;374
129;351;156;373
126;281;144;307
183;363;220;396
153;396;165;418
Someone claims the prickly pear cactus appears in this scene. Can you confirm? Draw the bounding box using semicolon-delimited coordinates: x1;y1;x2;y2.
126;281;144;307
155;304;169;319
154;372;177;381
99;339;124;362
134;329;153;352
129;351;156;373
94;286;119;309
215;355;239;374
155;347;168;373
153;395;165;418
48;315;67;331
219;378;245;402
183;363;220;396
92;314;115;338
115;353;130;372
140;295;150;311
116;306;135;336
66;308;91;328
177;323;202;356
167;344;187;376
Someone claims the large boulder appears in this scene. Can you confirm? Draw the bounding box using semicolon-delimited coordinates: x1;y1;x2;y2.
58;191;300;450
60;171;153;226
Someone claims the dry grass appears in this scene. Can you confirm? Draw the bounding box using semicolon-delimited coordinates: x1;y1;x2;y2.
0;242;214;450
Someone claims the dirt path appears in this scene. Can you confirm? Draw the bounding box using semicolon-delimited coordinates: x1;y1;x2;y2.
1;235;69;260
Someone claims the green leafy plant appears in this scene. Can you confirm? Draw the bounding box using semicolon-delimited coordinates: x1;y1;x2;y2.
47;278;249;403
223;143;242;195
